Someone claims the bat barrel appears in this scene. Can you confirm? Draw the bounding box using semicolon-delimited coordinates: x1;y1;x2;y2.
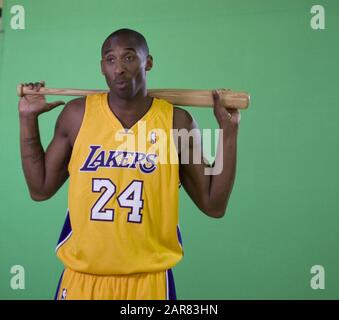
148;89;250;109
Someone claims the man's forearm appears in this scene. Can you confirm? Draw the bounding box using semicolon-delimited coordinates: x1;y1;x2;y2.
20;115;46;197
208;128;238;216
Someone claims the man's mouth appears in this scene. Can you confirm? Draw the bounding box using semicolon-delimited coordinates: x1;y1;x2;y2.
115;80;129;89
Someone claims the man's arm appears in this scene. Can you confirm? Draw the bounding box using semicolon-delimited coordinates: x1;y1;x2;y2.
19;82;83;201
174;90;240;218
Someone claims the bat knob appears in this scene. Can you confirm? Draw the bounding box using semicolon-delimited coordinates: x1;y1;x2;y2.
17;84;24;97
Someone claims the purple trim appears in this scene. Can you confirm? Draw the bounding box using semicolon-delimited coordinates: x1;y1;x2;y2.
177;225;183;247
167;269;177;300
56;211;72;247
54;270;64;300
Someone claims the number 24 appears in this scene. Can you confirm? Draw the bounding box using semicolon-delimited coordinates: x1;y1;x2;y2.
91;179;144;223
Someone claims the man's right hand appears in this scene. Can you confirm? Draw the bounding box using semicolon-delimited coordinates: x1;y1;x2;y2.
18;81;65;117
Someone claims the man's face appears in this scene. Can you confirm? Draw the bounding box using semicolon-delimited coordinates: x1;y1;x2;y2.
101;36;152;99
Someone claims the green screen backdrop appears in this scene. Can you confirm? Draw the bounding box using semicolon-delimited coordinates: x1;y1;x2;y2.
0;0;339;299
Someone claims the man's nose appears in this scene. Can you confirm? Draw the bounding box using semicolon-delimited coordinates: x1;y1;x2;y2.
114;60;126;75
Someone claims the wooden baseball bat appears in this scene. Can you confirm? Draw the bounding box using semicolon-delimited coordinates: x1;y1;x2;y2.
17;84;250;109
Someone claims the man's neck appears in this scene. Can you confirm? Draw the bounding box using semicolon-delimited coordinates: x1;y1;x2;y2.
107;88;153;129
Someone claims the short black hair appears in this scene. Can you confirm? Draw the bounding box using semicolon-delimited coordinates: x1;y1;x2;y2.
101;28;149;57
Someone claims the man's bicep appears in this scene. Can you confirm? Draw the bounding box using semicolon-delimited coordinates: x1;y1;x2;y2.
174;107;211;211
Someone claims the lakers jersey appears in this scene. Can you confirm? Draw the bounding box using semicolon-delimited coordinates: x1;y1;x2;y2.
56;93;183;275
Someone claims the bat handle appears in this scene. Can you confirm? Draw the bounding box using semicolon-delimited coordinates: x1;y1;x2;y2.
17;84;107;97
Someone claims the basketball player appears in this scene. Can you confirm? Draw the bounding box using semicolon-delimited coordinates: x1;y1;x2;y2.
18;28;240;300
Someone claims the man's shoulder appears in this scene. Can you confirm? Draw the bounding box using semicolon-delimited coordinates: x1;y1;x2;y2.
173;106;194;130
59;97;86;122
63;97;86;113
56;97;86;138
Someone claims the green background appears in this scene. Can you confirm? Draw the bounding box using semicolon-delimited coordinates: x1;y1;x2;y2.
0;0;338;299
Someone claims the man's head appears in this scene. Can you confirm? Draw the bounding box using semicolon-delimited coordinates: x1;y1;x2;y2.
101;28;153;99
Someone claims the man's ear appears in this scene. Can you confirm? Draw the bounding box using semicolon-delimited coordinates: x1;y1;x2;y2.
145;55;153;71
100;60;104;75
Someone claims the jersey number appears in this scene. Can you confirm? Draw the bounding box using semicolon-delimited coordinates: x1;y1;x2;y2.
91;179;144;223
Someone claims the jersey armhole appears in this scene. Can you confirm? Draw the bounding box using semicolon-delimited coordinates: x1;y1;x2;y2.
168;104;180;168
67;97;89;173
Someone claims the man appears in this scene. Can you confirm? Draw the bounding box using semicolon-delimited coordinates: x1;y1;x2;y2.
19;28;240;300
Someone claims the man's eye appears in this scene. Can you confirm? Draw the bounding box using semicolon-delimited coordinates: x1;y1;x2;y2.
125;56;134;62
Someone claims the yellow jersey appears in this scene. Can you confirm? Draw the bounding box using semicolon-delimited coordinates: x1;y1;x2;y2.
56;93;183;275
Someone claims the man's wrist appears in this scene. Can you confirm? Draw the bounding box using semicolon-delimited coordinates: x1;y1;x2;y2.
19;112;39;121
219;125;238;137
